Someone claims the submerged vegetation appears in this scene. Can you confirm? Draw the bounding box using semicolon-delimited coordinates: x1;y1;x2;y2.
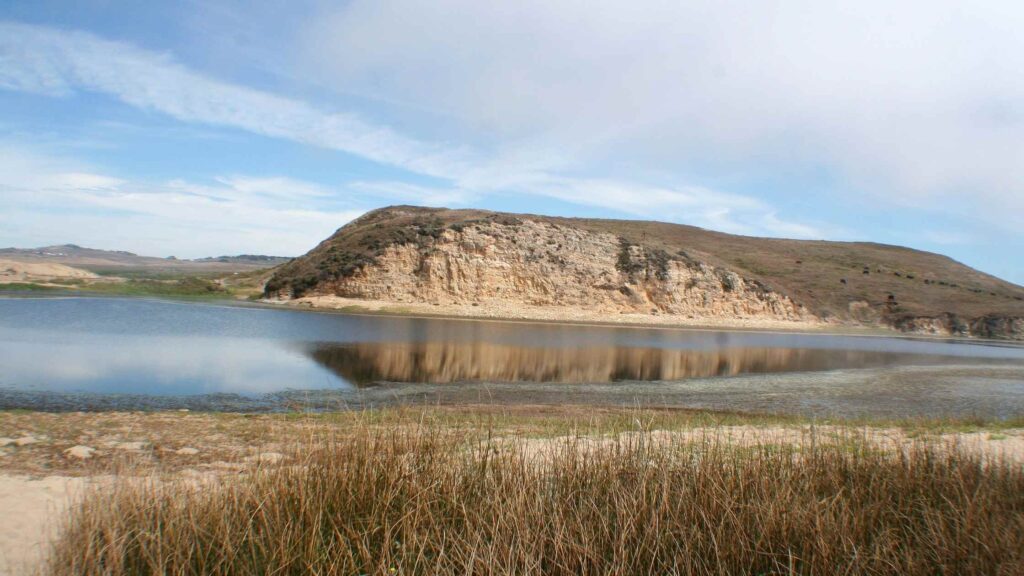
49;419;1024;576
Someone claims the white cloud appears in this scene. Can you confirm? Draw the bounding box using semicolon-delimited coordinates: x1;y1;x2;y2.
0;147;125;193
347;181;480;207
302;0;1024;225
0;19;815;240
212;176;335;200
0;21;478;181
516;176;819;237
0;146;363;257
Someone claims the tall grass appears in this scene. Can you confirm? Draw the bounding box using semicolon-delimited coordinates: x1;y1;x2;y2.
51;427;1024;575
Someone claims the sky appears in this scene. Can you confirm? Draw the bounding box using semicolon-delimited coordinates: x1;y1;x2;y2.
0;1;1021;284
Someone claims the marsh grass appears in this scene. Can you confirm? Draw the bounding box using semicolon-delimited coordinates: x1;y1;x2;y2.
2;276;234;299
73;277;229;298
0;282;61;292
50;426;1024;575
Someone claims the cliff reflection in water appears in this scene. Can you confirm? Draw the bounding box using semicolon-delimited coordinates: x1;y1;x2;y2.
307;342;934;386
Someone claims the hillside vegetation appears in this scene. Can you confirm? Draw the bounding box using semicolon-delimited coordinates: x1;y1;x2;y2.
265;206;1024;338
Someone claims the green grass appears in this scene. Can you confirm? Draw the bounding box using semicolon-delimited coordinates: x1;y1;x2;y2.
50;423;1024;575
79;277;230;298
5;403;1022;441
337;304;372;313
4;277;236;299
0;282;62;292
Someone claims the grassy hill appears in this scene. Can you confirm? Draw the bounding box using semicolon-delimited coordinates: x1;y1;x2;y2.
266;206;1024;337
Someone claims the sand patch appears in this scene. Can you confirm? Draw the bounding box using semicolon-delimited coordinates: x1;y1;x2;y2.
0;475;88;576
0;259;97;284
511;425;1024;464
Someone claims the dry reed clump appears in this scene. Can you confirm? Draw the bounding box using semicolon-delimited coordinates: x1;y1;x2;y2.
50;428;1024;575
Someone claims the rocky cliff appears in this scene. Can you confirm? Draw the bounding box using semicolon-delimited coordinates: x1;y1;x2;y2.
265;206;1024;339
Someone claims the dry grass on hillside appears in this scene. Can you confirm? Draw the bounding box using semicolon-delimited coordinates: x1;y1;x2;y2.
49;424;1024;575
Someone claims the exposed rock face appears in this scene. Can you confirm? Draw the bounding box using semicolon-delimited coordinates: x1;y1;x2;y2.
291;219;807;322
971;316;1024;339
891;314;1024;340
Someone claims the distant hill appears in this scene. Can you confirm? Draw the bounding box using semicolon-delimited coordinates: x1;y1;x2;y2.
0;244;290;273
193;255;292;265
265;206;1024;339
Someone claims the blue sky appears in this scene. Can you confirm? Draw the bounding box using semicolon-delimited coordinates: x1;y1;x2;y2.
1;1;1022;284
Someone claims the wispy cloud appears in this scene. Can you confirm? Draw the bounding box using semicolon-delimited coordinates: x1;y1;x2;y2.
212;176;336;201
303;0;1024;228
0;21;478;181
347;181;480;207
494;175;823;238
0;20;814;240
0;146;363;257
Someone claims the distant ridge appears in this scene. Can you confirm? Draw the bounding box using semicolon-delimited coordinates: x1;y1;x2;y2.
194;255;292;265
0;244;290;272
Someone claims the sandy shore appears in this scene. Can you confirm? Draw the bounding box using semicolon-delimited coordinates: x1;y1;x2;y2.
270;294;844;333
0;476;88;576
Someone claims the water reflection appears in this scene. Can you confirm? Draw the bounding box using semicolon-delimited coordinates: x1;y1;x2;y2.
0;333;349;396
307;341;963;385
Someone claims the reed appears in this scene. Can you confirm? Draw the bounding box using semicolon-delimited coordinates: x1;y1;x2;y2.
50;425;1024;575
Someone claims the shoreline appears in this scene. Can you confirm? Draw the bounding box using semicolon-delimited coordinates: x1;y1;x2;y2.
7;364;1024;416
262;294;1024;345
4;289;1024;346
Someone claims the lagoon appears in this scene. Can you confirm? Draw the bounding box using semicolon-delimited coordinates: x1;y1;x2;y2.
1;296;1023;416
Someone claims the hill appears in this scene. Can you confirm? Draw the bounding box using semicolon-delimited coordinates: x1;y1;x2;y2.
0;245;290;274
264;206;1024;339
193;255;292;266
0;258;98;283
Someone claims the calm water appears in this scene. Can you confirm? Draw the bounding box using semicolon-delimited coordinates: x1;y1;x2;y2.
2;296;1023;416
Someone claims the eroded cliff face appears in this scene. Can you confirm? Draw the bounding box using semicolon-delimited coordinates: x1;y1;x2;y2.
890;314;1024;340
298;220;809;322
